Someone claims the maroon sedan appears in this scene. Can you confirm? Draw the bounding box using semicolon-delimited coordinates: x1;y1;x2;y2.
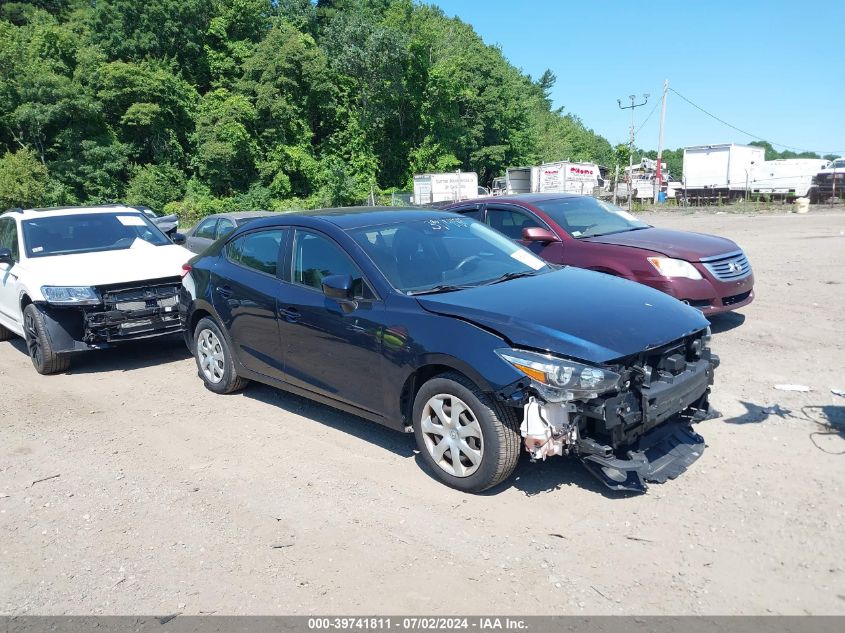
443;194;754;315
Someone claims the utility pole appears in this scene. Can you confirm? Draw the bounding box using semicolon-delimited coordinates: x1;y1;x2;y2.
618;93;649;210
654;80;669;204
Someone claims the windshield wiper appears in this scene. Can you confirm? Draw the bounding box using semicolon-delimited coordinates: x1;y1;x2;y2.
406;284;475;296
484;270;544;285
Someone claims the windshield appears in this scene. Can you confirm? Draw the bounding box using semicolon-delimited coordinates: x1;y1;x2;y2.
349;216;552;294
533;197;650;238
830;159;845;170
22;212;171;258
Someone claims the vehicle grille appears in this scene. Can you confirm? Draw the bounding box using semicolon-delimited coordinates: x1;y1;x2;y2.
700;251;751;281
722;290;751;306
100;278;181;312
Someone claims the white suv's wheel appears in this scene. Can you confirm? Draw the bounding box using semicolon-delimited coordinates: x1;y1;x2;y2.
413;372;521;492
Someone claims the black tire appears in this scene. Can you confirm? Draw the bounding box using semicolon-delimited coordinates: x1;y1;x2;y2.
23;303;71;375
0;322;13;341
412;371;521;493
193;316;248;394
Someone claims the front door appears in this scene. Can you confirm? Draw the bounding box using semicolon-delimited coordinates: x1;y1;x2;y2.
277;229;385;416
211;228;287;380
0;217;21;330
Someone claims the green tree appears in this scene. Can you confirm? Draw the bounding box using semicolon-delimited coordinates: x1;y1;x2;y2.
0;148;49;208
191;89;258;195
125;163;187;211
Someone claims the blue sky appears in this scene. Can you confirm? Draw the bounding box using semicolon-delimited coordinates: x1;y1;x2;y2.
431;0;844;156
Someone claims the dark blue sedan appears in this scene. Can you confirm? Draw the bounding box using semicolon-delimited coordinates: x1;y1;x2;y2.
179;208;719;493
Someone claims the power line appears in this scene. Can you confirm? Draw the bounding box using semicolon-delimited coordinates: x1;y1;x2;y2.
669;87;844;156
635;99;660;136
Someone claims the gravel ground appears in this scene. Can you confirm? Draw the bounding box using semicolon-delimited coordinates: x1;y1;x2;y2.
1;210;843;616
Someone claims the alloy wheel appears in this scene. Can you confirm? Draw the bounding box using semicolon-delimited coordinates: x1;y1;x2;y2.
24;312;42;366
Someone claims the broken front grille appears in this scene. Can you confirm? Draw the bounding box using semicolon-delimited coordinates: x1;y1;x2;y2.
700;250;751;281
102;280;181;311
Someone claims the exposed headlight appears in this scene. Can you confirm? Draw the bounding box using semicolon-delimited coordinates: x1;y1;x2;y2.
496;348;620;402
41;286;101;305
647;257;702;280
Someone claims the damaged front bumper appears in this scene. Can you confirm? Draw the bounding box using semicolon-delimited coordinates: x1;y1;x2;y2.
36;278;183;354
506;333;719;493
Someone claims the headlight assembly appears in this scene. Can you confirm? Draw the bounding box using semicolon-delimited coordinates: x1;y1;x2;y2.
40;286;101;306
496;348;620;402
647;257;703;280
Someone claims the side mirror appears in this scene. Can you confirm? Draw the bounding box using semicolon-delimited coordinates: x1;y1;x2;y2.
522;227;561;243
322;274;354;301
0;247;13;265
171;232;187;245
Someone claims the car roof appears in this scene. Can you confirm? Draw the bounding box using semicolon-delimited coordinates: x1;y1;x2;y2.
248;206;460;230
200;211;278;222
453;193;584;205
2;204;145;220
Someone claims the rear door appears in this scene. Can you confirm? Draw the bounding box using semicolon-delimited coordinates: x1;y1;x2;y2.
276;228;386;416
211;228;287;380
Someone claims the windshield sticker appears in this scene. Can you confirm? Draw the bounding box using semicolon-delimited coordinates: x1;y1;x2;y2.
571;230;582;237
427;218;469;231
510;249;545;270
32;246;43;253
117;215;146;227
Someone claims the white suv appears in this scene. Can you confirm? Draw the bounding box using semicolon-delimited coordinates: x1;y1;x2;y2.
0;205;191;374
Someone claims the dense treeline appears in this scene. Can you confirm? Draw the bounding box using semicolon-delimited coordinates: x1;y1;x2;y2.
0;0;617;220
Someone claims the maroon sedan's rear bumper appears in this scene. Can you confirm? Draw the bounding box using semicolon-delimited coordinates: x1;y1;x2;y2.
643;271;755;316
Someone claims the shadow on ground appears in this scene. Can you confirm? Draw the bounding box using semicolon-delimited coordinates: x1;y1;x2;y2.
244;381;641;498
243;382;417;459
708;311;746;334
8;334;191;373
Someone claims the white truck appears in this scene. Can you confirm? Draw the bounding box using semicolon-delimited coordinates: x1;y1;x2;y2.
412;172;480;205
809;157;845;202
682;144;765;201
534;161;603;195
748;159;830;199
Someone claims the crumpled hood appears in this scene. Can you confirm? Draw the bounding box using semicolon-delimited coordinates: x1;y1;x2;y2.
582;227;739;261
417;268;708;364
22;243;192;287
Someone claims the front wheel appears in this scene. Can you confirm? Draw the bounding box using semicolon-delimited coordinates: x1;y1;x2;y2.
413;372;521;492
193;317;248;394
23;304;71;374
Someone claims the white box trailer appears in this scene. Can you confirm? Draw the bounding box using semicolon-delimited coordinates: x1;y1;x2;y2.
533;161;602;195
413;172;480;205
682;144;765;200
749;158;830;198
504;167;533;194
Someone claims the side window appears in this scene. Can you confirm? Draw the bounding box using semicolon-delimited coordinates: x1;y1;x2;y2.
292;230;372;298
194;218;218;240
486;207;543;240
0;218;19;262
226;229;284;276
216;218;235;239
450;206;482;220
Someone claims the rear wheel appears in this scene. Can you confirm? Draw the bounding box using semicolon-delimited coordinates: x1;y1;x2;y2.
193;317;248;394
23;304;71;374
413;372;521;492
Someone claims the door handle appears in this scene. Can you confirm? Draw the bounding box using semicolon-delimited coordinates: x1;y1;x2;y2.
280;306;301;323
216;285;234;299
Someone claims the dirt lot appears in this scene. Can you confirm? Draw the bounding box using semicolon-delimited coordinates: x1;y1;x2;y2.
1;210;844;616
